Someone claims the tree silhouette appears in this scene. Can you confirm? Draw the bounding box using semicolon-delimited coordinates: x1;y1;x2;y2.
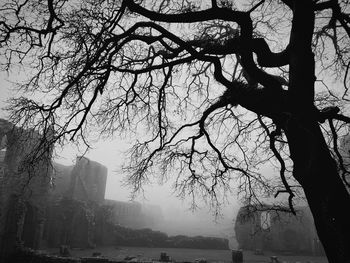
1;0;350;261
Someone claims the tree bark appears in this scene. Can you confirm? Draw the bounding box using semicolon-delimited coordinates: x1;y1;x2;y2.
285;119;350;263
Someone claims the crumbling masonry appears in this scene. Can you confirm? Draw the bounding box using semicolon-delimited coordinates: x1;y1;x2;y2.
0;119;163;260
0;118;52;259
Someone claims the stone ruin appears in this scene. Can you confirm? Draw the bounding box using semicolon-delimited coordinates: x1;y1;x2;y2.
46;158;164;248
44;156;109;249
0;119;163;260
0;118;52;259
0;119;230;262
234;204;325;255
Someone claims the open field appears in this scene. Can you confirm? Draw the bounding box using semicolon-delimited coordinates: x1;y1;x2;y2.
46;246;328;263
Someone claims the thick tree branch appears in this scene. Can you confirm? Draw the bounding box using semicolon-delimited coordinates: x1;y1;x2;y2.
258;116;296;214
251;39;290;67
191;37;290;68
334;113;350;123
124;0;246;23
124;0;285;92
280;0;294;9
332;2;350;38
288;0;316;112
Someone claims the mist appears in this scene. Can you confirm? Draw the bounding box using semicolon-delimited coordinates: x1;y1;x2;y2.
55;137;240;248
1;72;239;250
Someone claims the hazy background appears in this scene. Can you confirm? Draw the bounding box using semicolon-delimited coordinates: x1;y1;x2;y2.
0;71;239;248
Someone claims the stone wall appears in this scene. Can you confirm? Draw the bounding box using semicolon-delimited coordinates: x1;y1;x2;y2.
0;119;52;260
67;157;108;203
44;157;108;249
50;157;108;203
44;198;97;248
43;156;164;250
51;163;74;197
108;225;229;249
103;200;163;230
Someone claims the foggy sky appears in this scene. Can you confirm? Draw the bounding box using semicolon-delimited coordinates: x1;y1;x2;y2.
0;72;240;247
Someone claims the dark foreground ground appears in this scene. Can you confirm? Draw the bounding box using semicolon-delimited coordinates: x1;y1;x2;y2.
46;246;328;263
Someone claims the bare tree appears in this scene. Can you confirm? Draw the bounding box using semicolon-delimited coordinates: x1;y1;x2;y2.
1;0;350;261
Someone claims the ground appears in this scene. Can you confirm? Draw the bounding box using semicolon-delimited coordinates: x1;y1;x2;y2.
45;246;328;263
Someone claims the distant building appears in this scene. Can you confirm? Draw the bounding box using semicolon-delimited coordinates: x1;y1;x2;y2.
234;205;325;255
104;199;163;229
67;156;108;203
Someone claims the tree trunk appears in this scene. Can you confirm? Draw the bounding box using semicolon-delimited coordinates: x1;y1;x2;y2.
285;118;350;263
283;1;350;261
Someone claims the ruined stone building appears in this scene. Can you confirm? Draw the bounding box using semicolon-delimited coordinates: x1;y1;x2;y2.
234;205;325;255
0;119;163;260
0;119;52;259
0;118;228;257
43;156;108;248
44;158;163;248
104;199;163;229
